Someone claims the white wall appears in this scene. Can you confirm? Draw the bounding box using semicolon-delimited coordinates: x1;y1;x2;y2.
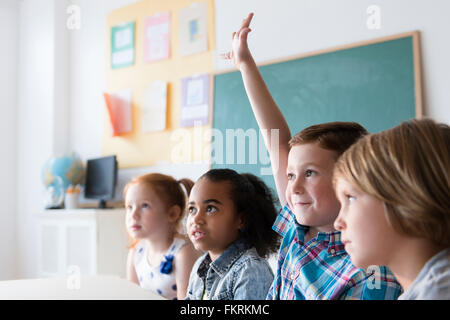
214;0;450;123
12;0;450;279
0;0;19;280
70;0;140;162
17;0;55;279
16;0;73;279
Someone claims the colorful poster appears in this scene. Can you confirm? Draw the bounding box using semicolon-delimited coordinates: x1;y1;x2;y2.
180;74;209;127
178;2;208;56
103;89;133;136
142;81;167;132
144;12;170;62
111;22;135;69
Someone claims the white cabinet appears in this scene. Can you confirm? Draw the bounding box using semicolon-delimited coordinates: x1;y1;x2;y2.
37;209;129;278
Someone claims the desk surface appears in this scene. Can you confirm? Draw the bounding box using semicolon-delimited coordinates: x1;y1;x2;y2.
0;275;165;300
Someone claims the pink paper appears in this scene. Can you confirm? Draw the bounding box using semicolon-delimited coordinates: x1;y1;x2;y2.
144;12;170;62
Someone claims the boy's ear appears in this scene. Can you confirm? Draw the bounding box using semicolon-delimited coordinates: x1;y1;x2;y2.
168;205;182;223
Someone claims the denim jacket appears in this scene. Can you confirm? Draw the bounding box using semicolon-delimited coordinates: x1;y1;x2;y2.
185;238;274;300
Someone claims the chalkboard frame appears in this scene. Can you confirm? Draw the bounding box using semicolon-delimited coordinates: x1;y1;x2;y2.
214;30;422;117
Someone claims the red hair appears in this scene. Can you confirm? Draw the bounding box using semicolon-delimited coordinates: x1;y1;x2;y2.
123;173;194;249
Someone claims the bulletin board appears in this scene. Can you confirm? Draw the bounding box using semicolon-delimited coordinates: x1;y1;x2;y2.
103;0;215;168
212;32;423;196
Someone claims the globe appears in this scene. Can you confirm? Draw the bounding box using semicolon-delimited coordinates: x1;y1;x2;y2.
41;152;85;208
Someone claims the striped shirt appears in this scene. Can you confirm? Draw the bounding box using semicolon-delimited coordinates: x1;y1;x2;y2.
267;204;402;300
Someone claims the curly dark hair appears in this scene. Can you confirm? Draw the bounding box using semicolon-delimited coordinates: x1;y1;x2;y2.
200;169;280;258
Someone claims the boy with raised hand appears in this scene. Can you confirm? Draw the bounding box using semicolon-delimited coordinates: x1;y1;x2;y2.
221;13;402;299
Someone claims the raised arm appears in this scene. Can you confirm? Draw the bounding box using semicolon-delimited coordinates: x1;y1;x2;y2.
221;13;291;205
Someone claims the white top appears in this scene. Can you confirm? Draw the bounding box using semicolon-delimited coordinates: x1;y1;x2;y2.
134;237;186;300
399;248;450;300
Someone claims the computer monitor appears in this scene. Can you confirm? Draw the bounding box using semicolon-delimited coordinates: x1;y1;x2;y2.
84;155;118;208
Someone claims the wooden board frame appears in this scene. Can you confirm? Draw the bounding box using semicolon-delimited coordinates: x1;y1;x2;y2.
214;31;423;118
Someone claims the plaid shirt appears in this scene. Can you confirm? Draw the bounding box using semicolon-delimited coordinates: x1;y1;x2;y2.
267;204;403;300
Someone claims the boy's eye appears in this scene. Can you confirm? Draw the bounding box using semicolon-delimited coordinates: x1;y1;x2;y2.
287;173;295;181
188;207;197;215
346;194;356;203
126;204;133;210
142;203;149;209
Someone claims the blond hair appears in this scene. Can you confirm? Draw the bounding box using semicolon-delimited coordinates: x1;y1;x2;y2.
334;118;450;246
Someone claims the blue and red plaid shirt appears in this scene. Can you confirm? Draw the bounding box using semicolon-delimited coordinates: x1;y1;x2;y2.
267;204;403;300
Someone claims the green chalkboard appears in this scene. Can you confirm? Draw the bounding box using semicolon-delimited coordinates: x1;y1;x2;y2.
212;33;422;202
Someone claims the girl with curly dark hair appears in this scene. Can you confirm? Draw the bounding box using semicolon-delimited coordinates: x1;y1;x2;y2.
185;169;280;300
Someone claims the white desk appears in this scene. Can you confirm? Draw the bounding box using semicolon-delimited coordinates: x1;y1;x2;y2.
0;275;165;300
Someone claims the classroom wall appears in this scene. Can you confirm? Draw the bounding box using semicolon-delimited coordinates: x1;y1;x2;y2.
213;0;450;123
16;0;72;279
0;0;19;280
69;0;210;199
69;0;209;179
12;0;450;279
16;0;52;279
69;0;139;163
68;0;450;176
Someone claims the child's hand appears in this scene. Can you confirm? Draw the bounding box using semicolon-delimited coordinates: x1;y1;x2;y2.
220;12;254;70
